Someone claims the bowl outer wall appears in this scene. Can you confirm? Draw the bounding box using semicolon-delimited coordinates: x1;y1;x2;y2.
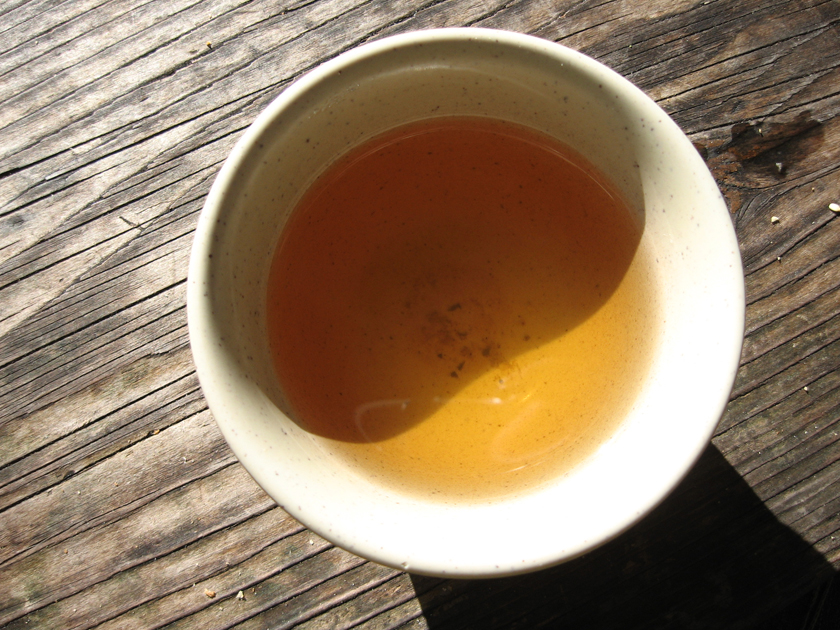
187;28;745;577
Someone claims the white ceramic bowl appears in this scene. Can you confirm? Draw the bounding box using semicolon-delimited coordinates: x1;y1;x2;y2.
187;28;744;577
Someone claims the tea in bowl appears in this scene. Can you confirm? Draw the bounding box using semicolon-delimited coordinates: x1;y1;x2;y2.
188;28;744;577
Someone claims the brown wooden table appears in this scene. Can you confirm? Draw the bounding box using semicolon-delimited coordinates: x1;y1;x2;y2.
1;1;839;628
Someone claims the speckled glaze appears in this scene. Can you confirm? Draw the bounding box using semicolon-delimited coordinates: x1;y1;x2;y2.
187;28;745;578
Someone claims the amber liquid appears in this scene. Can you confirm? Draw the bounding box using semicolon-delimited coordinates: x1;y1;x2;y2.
267;118;658;501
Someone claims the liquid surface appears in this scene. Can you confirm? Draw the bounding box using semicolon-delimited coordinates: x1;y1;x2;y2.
267;118;659;501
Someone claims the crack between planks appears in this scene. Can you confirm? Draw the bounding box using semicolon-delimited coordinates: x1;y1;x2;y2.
304;569;417;627
0;219;139;298
749;433;840;513
782;471;840;532
0;150;214;294
0;101;232;222
552;0;790;68
0;461;285;627
695;68;840;135
737;162;840;274
683;83;840;138
96;117;254;196
0;223;197;368
742;216;840;308
732;334;840;407
9;206;197;338
0;0;213;111
719;387;840;478
658;23;839;109
352;590;427;630
0;325;192;432
0;0;113;44
72;0;379;140
277;568;406;630
653;0;835;73
462;0;520;26
2;110;204;213
0;373;202;496
211;557;389;630
764;82;840;121
744;273;840;339
0;432;238;576
175;547;372;630
76;506;305;630
722;352;840;441
0;388;206;520
741;285;840;366
554;13;629;47
0;388;204;512
92;132;237;205
4;0;475;196
87;533;353;630
225;0;384;76
745;240;840;311
0;296;189;418
0;147;68;184
5;39;284;211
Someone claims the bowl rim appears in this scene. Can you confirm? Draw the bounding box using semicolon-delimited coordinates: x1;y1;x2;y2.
187;27;746;577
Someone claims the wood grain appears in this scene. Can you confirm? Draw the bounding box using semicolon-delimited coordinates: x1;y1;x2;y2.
1;0;838;628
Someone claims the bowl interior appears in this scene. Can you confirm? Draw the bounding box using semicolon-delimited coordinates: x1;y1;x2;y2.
188;29;744;577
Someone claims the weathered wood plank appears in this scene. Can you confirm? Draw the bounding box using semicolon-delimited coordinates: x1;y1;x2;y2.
0;347;201;511
229;561;400;630
717;368;840;473
0;409;233;571
339;575;426;630
3;496;295;630
90;527;341;630
0;0;838;628
0;1;111;60
292;573;417;630
1;460;265;623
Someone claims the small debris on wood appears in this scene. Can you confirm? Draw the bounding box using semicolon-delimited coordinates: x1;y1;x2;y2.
829;202;840;213
237;590;246;601
770;216;780;224
204;588;216;599
804;386;809;393
206;41;213;48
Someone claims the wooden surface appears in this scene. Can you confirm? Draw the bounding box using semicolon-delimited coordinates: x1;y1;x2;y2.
1;0;839;627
